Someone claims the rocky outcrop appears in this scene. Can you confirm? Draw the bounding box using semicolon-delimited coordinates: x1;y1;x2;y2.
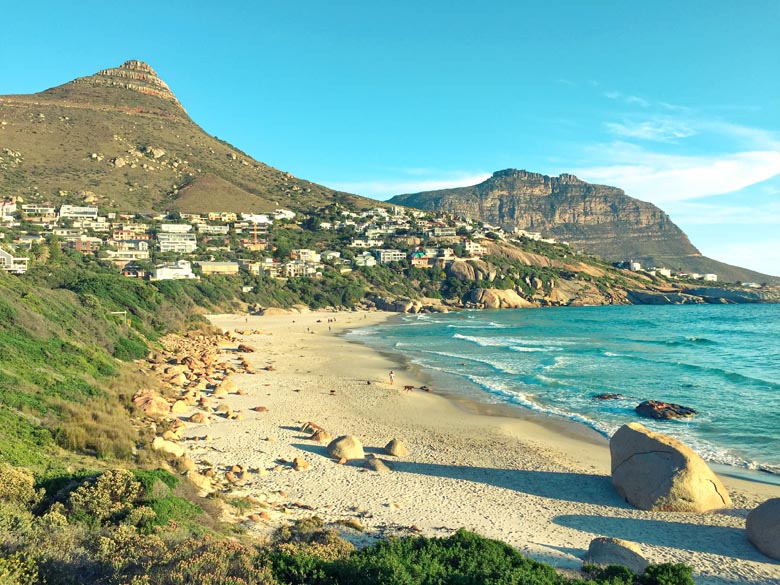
446;259;495;282
465;288;535;309
583;537;648;575
626;290;705;305
746;498;780;560
610;422;731;512
74;60;183;108
635;400;696;420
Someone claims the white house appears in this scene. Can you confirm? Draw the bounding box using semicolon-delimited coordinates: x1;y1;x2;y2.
151;260;197;281
59;205;98;220
374;249;406;264
353;252;377;267
160;223;193;233
291;249;321;263
0;247;28;274
157;232;197;253
463;240;485;257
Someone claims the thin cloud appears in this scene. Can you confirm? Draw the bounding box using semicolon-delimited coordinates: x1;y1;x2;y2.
604;90;650;108
575;145;780;203
605;119;697;142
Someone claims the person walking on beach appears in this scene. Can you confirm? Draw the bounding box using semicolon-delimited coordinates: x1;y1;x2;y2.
389;370;395;385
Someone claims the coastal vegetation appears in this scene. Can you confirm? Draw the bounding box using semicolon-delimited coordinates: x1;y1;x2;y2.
0;251;702;583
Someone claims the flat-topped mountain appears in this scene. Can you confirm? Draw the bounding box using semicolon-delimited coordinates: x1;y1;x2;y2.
389;169;776;283
0;60;371;213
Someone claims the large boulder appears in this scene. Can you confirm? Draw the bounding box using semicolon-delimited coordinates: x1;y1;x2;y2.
583;537;648;575
327;435;365;461
133;391;170;418
746;498;780;560
384;439;410;458
610;422;731;512
466;288;535;309
151;436;185;458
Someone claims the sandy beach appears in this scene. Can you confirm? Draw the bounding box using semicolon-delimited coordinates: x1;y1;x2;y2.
181;309;780;584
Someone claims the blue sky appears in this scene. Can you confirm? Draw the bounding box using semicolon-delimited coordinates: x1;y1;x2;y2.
2;1;779;276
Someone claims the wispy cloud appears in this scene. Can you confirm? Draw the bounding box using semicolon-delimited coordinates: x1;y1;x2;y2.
604;118;697;142
575;143;780;203
329;171;492;199
604;90;650;108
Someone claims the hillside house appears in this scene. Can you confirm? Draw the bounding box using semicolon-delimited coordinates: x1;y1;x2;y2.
283;260;321;278
410;250;430;268
157;232;197;254
238;259;262;274
0;247;28;274
198;261;240;276
259;258;281;278
375;249;406;264
350;238;384;248
67;236;102;253
1;200;16;222
291;249;321;263
208;212;238;223
59;205;98;220
160;223;193;233
151;260;197;281
21;204;56;219
463;240;485;257
197;224;230;235
353;252;377;267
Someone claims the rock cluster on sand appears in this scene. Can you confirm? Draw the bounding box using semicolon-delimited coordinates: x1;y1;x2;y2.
746;498;780;560
583;537;648;575
610;422;731;512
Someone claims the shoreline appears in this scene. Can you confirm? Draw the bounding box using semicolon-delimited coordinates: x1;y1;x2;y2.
350;308;780;486
183;309;780;584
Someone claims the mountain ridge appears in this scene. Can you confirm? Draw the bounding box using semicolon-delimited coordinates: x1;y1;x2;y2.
389;169;776;283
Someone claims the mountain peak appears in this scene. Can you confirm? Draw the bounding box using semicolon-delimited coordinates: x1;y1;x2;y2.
491;168;584;185
71;59;183;109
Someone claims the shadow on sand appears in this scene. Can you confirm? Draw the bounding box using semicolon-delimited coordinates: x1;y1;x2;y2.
553;514;764;562
289;446;624;508
389;460;625;507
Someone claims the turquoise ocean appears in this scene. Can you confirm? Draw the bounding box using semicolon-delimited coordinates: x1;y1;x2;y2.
348;304;780;477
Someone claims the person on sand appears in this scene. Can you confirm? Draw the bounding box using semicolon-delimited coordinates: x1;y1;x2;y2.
389;370;395;385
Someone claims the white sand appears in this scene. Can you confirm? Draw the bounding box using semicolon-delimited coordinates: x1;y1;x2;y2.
181;310;780;584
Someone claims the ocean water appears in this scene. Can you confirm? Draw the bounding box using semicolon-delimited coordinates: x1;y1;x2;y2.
348;304;780;475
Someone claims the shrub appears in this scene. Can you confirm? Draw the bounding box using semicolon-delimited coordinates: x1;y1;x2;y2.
639;563;695;585
325;529;563;584
67;469;142;526
0;463;42;507
0;552;39;585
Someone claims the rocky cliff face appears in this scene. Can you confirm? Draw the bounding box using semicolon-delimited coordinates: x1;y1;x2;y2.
389;169;699;265
75;60;183;109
